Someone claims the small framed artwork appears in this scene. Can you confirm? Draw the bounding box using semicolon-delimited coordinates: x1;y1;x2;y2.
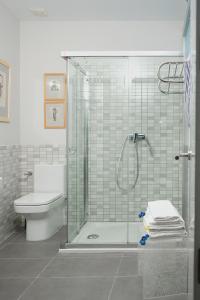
0;60;10;122
44;100;66;129
44;73;66;101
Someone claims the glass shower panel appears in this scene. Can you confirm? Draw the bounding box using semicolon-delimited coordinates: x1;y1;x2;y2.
86;58;129;222
76;69;88;230
87;58;130;243
67;61;77;242
184;2;195;299
67;60;87;243
127;56;184;243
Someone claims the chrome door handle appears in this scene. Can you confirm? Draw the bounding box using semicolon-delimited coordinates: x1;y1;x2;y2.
175;151;195;160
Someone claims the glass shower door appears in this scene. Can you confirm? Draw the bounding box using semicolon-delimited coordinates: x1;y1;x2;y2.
66;59;88;243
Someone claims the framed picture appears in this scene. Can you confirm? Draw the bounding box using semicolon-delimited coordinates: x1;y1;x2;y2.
44;100;66;129
44;73;66;101
0;60;10;122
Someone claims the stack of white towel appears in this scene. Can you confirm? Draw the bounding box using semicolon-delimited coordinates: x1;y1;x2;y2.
143;200;187;238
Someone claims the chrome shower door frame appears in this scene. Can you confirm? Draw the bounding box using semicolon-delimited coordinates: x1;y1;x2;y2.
65;58;89;243
64;51;184;247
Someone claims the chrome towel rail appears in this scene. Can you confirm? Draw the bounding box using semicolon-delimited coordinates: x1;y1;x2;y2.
158;61;184;94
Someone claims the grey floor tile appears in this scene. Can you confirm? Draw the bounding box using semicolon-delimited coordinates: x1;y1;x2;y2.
56;253;122;259
143;271;187;299
138;251;187;276
0;259;50;278
110;276;143;300
145;294;188;300
0;278;32;300
41;255;121;277
0;242;58;258
5;232;26;243
20;277;113;300
48;227;67;242
6;227;66;244
118;255;138;275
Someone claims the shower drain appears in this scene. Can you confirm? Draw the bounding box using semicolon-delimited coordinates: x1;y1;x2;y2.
87;234;99;239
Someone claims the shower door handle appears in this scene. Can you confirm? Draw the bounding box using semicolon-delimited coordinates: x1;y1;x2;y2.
175;151;195;160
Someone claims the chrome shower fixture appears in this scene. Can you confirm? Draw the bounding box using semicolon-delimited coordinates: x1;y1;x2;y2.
128;133;145;142
130;133;153;157
116;132;153;193
134;133;145;142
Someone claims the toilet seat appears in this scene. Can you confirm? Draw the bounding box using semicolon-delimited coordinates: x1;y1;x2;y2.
14;193;64;214
14;193;62;206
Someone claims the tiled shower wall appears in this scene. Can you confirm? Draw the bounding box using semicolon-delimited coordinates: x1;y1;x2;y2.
0;145;20;243
84;57;183;222
0;145;66;243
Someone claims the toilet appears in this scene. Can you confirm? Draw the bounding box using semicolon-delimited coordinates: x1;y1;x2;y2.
14;164;66;241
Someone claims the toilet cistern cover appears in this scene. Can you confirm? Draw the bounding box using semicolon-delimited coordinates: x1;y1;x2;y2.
14;193;63;206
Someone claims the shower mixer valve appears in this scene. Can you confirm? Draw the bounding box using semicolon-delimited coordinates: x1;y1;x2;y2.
128;133;145;142
134;133;145;143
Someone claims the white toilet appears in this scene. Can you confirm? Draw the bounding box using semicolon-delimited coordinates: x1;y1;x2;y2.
14;164;66;241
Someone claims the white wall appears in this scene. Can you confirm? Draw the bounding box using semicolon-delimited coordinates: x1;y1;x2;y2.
20;20;183;145
0;3;20;145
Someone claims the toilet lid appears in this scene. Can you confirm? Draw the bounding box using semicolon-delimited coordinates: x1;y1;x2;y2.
15;193;63;206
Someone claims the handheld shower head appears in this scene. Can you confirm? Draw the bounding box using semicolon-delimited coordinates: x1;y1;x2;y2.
116;132;154;193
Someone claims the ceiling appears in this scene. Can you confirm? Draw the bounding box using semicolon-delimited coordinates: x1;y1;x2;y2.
0;0;187;21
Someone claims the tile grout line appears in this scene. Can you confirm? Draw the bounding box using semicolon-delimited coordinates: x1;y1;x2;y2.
144;293;188;300
0;274;143;280
38;274;140;279
0;241;9;251
0;232;20;249
0;256;58;260
3;241;61;245
16;253;58;300
107;254;124;300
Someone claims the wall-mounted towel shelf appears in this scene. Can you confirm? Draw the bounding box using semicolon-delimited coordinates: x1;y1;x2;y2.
158;61;184;95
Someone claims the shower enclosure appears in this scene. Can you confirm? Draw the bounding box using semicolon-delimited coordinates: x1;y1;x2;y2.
60;50;196;298
64;53;186;246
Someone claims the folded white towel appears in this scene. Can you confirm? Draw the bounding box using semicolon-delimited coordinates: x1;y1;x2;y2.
142;200;187;239
147;200;184;223
143;210;185;230
148;231;187;238
144;210;185;230
145;207;184;226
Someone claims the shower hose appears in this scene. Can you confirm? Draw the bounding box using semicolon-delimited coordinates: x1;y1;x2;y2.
116;136;139;193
